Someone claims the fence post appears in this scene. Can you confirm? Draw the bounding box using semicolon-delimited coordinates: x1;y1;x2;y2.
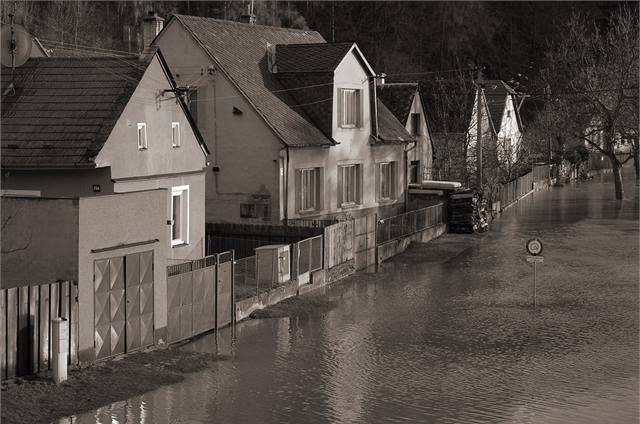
51;317;68;384
230;250;236;329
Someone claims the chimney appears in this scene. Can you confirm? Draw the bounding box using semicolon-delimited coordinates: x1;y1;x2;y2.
143;11;164;50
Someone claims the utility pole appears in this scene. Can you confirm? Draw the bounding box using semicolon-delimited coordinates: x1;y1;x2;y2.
476;67;484;189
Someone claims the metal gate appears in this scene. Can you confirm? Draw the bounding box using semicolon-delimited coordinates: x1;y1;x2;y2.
94;251;154;360
166;252;233;344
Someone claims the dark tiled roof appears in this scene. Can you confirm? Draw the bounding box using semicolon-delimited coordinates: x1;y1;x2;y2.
171;14;334;147
1;55;148;168
481;79;518;132
372;99;414;144
275;42;354;73
377;83;418;124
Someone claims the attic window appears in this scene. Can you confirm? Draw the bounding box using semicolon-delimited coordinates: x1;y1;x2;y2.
137;123;147;150
233;106;243;115
411;113;421;136
172;122;180;147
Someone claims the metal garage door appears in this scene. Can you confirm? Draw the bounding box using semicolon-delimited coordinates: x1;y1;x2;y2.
94;251;154;360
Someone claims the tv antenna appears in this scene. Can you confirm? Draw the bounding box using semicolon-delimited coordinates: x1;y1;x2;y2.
1;14;33;95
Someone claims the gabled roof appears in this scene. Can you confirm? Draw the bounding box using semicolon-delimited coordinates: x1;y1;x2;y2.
167;14;334;148
481;79;522;133
377;83;419;124
1;49;207;168
275;42;354;73
372;99;414;145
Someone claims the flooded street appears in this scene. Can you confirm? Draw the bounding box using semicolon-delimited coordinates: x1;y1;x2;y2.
63;173;638;424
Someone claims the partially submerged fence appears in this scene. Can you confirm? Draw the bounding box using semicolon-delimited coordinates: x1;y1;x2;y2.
0;280;79;378
166;252;233;344
377;203;446;245
293;235;323;282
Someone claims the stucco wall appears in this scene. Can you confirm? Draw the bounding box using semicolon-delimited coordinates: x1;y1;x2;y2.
405;91;433;182
155;21;282;225
287;52;406;220
77;189;169;362
114;172;206;262
95;54;207;180
1;197;79;289
1;168;113;198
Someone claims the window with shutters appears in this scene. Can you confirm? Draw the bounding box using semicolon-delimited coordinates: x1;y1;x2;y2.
137;123;147;150
378;162;397;201
338;164;362;207
296;167;322;213
338;88;361;128
171;185;190;246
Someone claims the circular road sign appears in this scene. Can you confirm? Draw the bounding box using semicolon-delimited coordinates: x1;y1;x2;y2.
526;238;543;256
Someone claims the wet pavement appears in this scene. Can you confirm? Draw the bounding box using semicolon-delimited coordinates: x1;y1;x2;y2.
60;172;638;424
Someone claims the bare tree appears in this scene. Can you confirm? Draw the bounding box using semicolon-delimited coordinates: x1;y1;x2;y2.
541;6;639;199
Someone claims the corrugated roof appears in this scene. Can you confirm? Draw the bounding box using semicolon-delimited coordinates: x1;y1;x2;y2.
171;14;334;147
377;83;418;124
275;42;354;73
1;55;148;168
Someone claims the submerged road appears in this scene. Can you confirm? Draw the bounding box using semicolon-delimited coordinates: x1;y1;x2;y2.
63;172;639;424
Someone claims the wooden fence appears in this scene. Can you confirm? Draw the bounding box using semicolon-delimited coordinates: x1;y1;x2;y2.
0;281;79;378
323;220;354;269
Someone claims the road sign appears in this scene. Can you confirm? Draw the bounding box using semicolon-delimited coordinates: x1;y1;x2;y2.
526;238;543;255
526;255;544;263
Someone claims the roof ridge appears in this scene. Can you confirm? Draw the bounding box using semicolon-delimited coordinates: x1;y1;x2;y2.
173;14;320;35
277;41;353;47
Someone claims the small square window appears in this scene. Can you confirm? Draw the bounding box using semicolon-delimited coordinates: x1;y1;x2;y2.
137;123;147;150
172;122;180;147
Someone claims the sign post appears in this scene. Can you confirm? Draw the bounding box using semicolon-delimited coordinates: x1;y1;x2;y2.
526;239;544;309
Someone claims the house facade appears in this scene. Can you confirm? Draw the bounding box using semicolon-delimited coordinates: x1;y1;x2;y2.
1;48;208;361
153;15;412;224
378;82;434;183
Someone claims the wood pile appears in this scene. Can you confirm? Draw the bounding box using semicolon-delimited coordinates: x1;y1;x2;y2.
448;189;480;233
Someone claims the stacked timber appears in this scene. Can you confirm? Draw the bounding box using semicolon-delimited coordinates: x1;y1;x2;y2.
448;189;478;233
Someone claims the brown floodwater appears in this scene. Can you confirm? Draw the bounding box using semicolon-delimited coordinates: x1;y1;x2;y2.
60;171;639;424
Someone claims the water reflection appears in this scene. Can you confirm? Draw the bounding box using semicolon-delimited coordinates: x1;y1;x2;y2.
62;172;638;424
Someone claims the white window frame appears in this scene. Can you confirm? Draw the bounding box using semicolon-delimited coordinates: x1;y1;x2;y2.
379;162;396;201
171;122;180;148
170;185;190;247
339;164;361;207
137;122;147;150
300;168;318;212
338;88;361;128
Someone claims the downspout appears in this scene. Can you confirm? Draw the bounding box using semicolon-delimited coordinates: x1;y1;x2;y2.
284;147;289;224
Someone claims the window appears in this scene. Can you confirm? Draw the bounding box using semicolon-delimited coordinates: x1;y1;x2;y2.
171;122;180;147
240;203;271;221
411;113;421;136
188;90;198;124
338;164;362;206
506;110;511;118
137;123;147;150
296;167;323;213
378;162;397;201
409;160;420;184
171;185;189;246
338;88;361;128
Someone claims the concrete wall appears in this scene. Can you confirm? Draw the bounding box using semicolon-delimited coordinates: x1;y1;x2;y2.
1;197;79;289
377;223;448;263
1;168;113;198
155;21;283;224
95;54;207;180
77;189;169;362
114;172;206;262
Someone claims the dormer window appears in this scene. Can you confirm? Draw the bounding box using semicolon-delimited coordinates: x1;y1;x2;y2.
338;88;361;128
137;123;147;150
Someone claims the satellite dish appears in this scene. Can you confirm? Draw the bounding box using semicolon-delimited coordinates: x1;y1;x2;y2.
1;23;33;68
